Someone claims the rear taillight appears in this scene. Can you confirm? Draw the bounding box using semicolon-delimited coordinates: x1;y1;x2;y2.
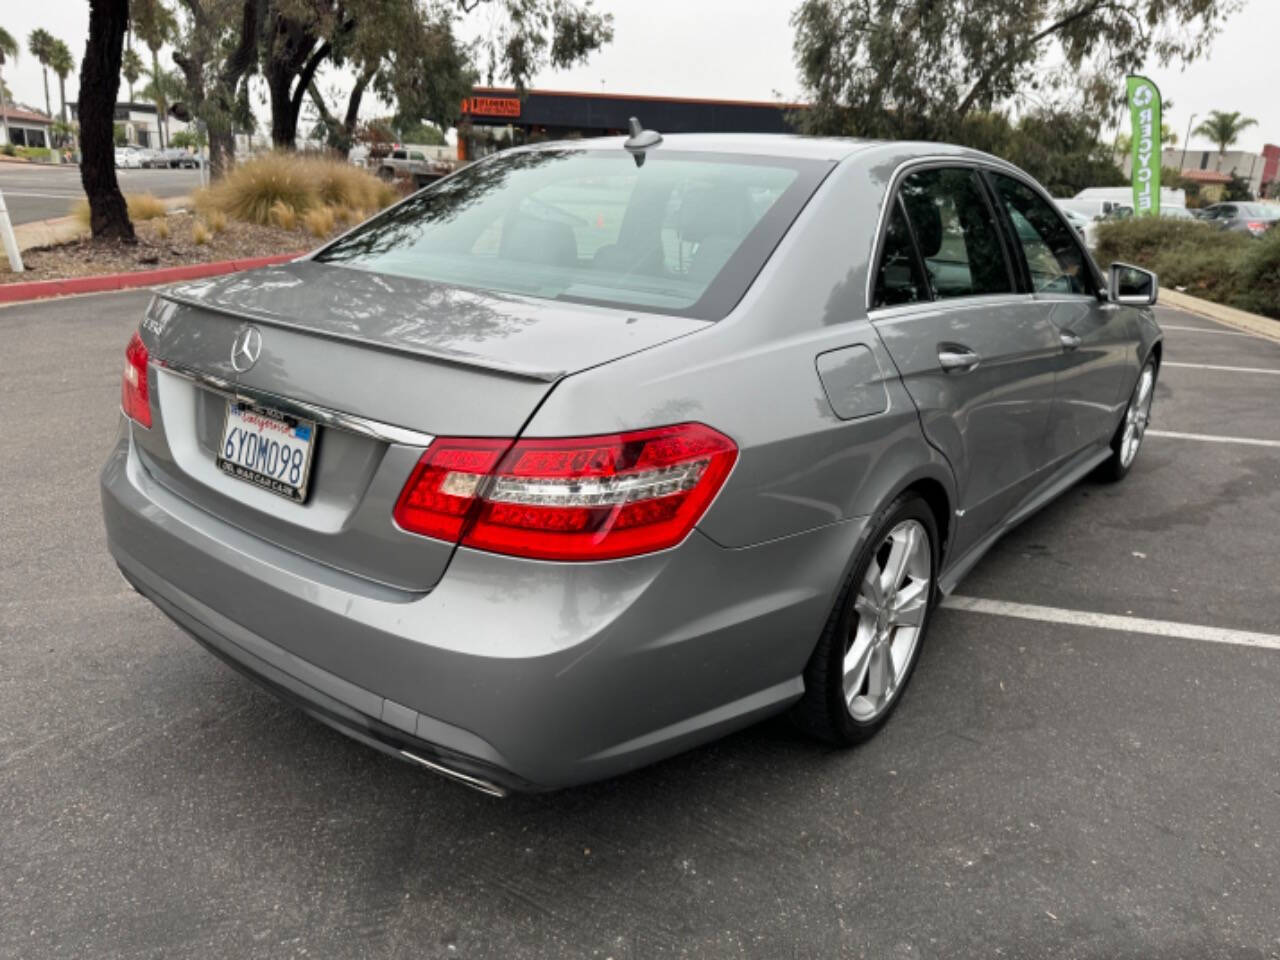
121;332;152;428
394;423;738;561
1246;221;1268;235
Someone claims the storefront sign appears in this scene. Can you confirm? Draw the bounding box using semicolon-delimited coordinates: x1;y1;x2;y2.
461;97;522;119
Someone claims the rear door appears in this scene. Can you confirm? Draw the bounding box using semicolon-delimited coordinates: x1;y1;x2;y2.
985;170;1131;464
868;165;1062;558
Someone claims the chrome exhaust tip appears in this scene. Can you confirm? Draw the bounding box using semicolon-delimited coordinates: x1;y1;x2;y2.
399;749;508;798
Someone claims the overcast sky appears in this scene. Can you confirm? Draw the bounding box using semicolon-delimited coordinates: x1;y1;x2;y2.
2;0;1276;154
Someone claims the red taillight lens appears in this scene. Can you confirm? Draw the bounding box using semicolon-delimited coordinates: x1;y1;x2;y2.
121;332;152;428
394;423;738;561
1246;221;1266;234
393;439;511;542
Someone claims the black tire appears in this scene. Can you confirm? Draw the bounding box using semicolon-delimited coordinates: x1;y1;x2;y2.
1096;358;1157;483
791;492;939;746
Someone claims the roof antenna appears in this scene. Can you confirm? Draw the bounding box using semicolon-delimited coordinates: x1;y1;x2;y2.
624;116;662;166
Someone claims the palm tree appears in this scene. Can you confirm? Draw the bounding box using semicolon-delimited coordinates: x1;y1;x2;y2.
121;46;143;103
0;26;18;147
1193;110;1259;167
28;28;56;119
50;39;74;127
139;67;183;149
130;0;177;149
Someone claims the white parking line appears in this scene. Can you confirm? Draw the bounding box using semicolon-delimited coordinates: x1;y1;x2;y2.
1159;324;1259;338
942;596;1280;651
1147;429;1280;449
1163;361;1280;376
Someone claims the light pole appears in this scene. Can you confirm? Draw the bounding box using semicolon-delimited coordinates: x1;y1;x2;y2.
1179;113;1196;174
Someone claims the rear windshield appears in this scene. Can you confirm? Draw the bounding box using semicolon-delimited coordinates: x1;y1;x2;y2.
315;148;832;320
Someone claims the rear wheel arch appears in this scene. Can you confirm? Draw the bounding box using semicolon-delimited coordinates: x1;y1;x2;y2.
901;477;952;562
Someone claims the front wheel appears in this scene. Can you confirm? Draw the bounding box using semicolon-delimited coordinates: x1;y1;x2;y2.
792;493;938;745
1097;359;1157;482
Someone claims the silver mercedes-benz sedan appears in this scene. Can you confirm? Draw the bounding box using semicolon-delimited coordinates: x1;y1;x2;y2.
101;131;1162;794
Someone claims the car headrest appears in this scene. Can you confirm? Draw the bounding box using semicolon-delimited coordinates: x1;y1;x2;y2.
500;216;579;267
901;191;942;259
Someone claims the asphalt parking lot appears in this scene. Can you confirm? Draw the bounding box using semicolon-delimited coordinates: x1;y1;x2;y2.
2;291;1279;959
0;164;202;225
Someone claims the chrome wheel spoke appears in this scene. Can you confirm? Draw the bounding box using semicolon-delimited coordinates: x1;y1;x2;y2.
843;630;875;703
891;578;929;628
861;556;886;607
880;525;915;597
866;641;896;700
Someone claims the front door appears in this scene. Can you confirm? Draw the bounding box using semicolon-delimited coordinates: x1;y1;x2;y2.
869;166;1063;559
985;172;1132;463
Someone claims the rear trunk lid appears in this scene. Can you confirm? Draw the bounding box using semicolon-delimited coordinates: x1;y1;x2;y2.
132;261;705;591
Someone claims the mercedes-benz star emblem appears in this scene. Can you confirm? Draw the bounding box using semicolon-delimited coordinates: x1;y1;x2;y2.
230;326;262;373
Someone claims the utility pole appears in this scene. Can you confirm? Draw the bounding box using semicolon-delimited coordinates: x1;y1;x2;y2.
1180;113;1196;175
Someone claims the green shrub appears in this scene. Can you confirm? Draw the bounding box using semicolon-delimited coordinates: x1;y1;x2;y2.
1233;231;1280;318
14;146;54;161
1;143;16;157
1092;217;1280;318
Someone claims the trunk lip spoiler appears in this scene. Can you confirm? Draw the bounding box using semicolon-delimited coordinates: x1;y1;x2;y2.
158;359;438;449
158;291;565;384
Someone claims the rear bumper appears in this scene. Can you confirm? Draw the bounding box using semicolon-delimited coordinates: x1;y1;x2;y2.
101;424;868;790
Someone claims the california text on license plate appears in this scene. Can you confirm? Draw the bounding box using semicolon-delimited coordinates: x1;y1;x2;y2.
217;401;317;502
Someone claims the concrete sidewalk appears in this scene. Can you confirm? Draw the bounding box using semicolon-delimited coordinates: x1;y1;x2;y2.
1158;287;1279;342
10;194;192;253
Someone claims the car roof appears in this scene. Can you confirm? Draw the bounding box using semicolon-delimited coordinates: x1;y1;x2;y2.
523;133;1010;169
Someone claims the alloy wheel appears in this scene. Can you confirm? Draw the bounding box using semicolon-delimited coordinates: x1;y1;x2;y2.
1120;366;1155;468
844;519;931;722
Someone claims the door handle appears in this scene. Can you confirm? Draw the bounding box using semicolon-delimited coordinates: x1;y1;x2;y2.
1059;330;1082;351
938;346;981;373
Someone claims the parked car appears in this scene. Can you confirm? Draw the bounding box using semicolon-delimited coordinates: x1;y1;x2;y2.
376;147;450;187
136;148;165;169
113;146;142;169
101;134;1161;794
162;147;200;168
1198;202;1280;237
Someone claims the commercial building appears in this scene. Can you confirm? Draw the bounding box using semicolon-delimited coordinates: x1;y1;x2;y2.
0;105;54;148
68;101;193;149
457;87;804;160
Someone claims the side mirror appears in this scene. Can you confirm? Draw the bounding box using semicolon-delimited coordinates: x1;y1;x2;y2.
1108;262;1158;306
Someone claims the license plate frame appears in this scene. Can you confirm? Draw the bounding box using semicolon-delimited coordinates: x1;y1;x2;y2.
216;400;318;503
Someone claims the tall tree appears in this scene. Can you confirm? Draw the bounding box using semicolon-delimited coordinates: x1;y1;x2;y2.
0;26;17;146
171;0;265;178
50;39;74;126
131;0;178;148
1193;109;1258;161
79;0;135;239
28;28;56;119
121;46;143;101
139;66;183;146
263;0;612;151
791;0;1243;142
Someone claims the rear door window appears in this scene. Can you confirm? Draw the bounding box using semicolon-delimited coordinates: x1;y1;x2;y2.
872;199;929;308
898;168;1013;299
989;173;1093;296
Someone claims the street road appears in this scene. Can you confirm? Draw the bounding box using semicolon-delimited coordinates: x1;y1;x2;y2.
0;164;202;225
2;291;1279;958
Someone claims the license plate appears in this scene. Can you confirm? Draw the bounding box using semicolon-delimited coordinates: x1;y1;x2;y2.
217;401;317;502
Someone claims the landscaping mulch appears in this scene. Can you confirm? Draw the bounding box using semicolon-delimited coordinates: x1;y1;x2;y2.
2;213;329;284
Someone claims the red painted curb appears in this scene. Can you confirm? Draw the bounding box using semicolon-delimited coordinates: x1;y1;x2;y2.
0;251;305;305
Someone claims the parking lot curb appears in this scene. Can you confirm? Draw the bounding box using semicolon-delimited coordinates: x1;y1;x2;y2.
0;251;304;305
1158;288;1280;343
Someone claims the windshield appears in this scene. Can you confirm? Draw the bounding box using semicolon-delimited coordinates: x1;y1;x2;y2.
315;148;832;320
